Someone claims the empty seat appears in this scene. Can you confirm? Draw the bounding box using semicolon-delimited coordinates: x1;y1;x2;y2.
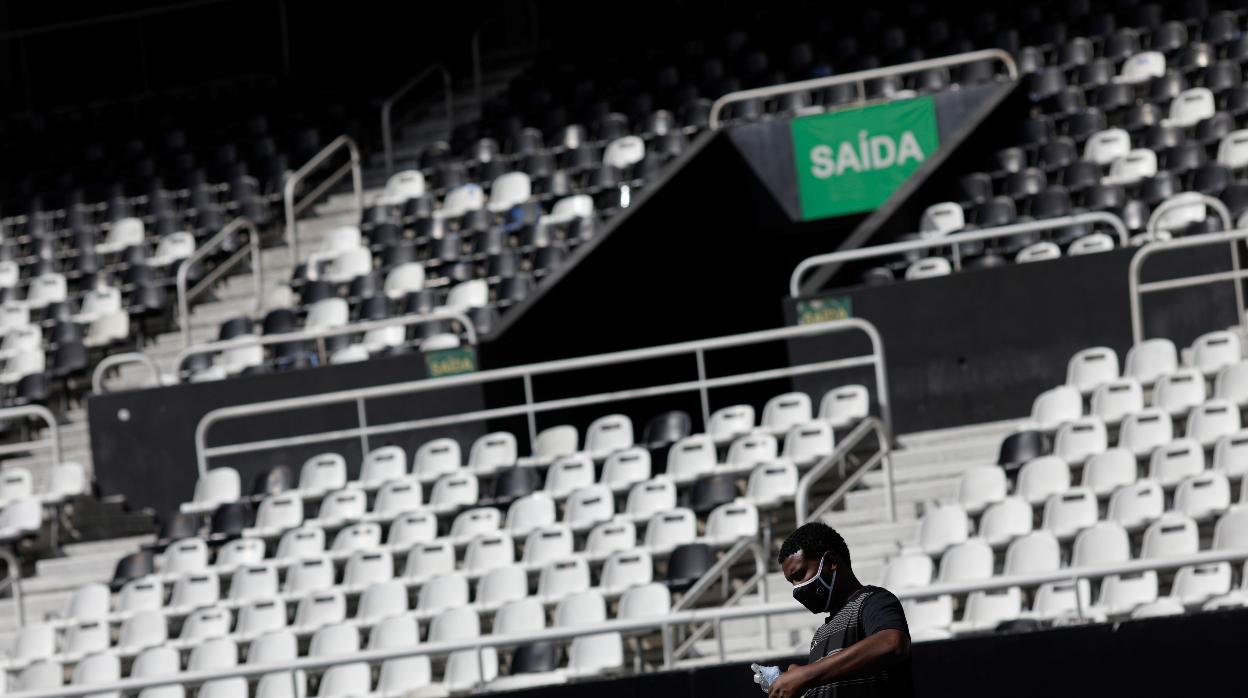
506;491;557;536
184;468;241;513
1003;531;1061;575
666;435;717;482
250;493;304;536
1032;579;1093;621
707;405;754;439
1213;430;1248;478
1016;456;1072;504
979;496;1033;547
1107;479;1165;529
1190;331;1241;375
1215;363;1248;407
1127;339;1179;385
414;438;462;481
1054;417;1107;465
565;484;615;529
469;431;518;475
298;453;347;496
937;538;994;583
761;392;813;432
403;540;455;581
555;590;623;677
905;257;952;279
1148;438;1205;486
1187;400;1241;447
1118;408;1173;457
626;477;677;520
229;564;279;602
705;499;759;544
957;587;1023;633
881;553;934;590
464;533;515;573
316;488;367;526
545;454;596;498
725;432;778;471
429;472;479;511
1164;88;1215;128
522;525;575;566
1067;347;1119;393
1082;448;1139;497
236;598;287;639
276;525;325;561
1090;378;1143;423
916;504;970;555
783;421;835;464
957;466;1007;515
586;519;637;556
745;459;798;508
1154;368;1207;415
1141;513;1199;558
1030;385;1082;430
600;447;652;490
1042;487;1099;540
643;508;697;552
585;414;633;455
1098;571;1159;616
903;596;953;641
179;607;232;643
819;385;870;427
1172;562;1233;606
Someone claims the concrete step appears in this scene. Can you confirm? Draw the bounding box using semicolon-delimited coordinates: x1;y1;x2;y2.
844;477;960;514
861;456;989;489
838;520;919;549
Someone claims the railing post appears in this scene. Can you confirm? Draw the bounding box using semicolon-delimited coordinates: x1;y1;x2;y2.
0;549;25;627
355;396;370;459
522;373;537;445
284;136;364;270
694;348;711;428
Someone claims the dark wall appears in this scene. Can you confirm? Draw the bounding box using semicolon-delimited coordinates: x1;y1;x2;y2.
86;352;486;520
786;245;1240;433
497;609;1248;698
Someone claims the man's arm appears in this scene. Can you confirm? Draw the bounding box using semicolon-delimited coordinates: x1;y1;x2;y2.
767;629;910;698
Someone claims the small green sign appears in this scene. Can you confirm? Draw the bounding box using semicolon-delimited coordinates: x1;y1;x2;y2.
791;96;939;220
796;296;853;325
425;346;478;377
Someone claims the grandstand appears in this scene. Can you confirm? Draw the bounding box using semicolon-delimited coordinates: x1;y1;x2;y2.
0;0;1243;696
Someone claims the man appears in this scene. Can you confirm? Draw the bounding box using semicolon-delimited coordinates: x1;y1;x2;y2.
766;522;913;698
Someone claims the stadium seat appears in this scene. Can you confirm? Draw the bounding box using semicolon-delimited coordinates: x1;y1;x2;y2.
979;497;1034;548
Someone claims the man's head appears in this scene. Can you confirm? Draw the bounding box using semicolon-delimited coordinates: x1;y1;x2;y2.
779;523;852;613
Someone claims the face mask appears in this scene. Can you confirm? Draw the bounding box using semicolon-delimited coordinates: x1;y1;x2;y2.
792;554;838;614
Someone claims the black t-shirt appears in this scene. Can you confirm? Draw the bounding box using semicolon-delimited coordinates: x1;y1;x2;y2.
805;586;914;698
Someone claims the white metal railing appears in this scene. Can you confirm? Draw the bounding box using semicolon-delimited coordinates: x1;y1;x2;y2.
14;544;1248;698
709;49;1017;129
382;64;453;175
172;309;478;378
0;550;23;628
0;405;60;465
796;417;893;524
671;538;772;663
1128;227;1248;345
789;212;1129;298
92;352;163;393
283;135;364;268
195;319;891;476
177;217;265;347
1145;193;1232;236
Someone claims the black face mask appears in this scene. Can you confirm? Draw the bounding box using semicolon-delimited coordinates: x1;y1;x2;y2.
792;554;838;614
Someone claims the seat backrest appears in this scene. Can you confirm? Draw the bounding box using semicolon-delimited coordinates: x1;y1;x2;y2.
603;136;646;169
188;637;238;671
600;447;652;489
537;557;592;601
1174;471;1231;520
762;392;813;431
1041;487;1098;539
293;590;347;631
237;597;287;638
168;572;220;611
192;468;241;509
506;491;557;536
1030;385;1082;430
1053;417;1107;464
1107;480;1164;529
1215;362;1248;406
707;404;754;438
818;384;870;427
463;532;515;573
666;435;717;481
522;524;574;566
1081;447;1140;497
1118;408;1173;456
494;597;547;635
428;605;481;643
1141;512;1199;558
916;503;970;555
414;437;461;479
317;488;367;524
532;425;579;459
880;553;934;589
977;496;1033;547
919;202;965;237
441;184;486;217
1126;338;1178;384
1168;87;1215;127
1213;429;1248;478
586;518;637;555
359;445;407;486
429;472;479;509
745;459;799;507
1083;128;1131;164
1154;367;1208;413
626;477;677;519
957;465;1007;515
469;431;518;473
1090;378;1143;422
905;256;952;279
229;564;279;602
403;539;455;580
565;484;616;528
180;607;232;641
344;549;394;587
937;538;993;583
117;610;169;654
1015;241;1062;263
1016;455;1072;504
643;507;697;550
383;169;426;203
308;623;360;658
726;432;778;468
488;172;533;212
783;421;835;462
1187;399;1242;447
1066;346;1119;392
276;525;325;561
1003;531;1062;575
585;414;634;454
1148;438;1205;486
544;453;595;498
1191;331;1241;374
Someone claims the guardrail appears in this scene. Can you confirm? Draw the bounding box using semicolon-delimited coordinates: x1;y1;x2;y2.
0;405;60;466
172;309;478;378
1146;193;1232;235
1128;227;1248;345
177;217;265;347
15;544;1248;698
789;212;1129;298
796;417;894;524
195;319;891;477
671;538;772;663
709;49;1017;129
0;550;23;628
381;64;453;175
92;352;163;393
283;135;364;268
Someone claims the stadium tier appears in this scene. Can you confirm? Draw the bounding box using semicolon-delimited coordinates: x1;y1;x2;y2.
1;0;1248;697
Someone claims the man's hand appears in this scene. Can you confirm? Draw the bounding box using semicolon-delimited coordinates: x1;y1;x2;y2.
768;664;810;698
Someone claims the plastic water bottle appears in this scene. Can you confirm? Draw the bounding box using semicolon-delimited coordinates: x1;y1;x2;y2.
751;663;781;693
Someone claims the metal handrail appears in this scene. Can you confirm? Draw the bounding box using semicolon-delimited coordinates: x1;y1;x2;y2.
177;217;264;348
0;405;60;465
195;319;891;476
15;544;1248;698
795;417;893;525
790;212;1129;298
381;64;453;175
1128;226;1248;345
283;135;364;268
172;309;479;376
671;538;772;662
92;352;163;393
709;49;1018;129
1146;193;1233;235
